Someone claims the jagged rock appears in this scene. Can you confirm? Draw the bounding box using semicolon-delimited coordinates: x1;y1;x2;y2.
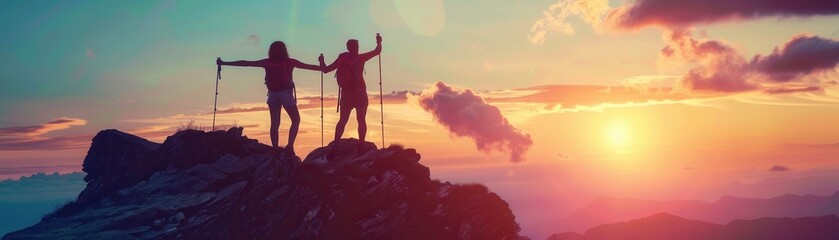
77;129;161;206
4;128;526;240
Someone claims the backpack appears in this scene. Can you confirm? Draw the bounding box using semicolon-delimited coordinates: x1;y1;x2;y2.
335;53;364;89
264;58;294;90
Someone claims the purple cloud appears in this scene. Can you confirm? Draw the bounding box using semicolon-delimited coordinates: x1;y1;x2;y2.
751;34;839;82
416;81;533;162
662;30;837;93
243;34;261;46
606;0;839;30
769;165;790;172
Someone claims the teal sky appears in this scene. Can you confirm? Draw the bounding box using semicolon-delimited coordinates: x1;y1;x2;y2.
2;1;839;238
3;0;838;129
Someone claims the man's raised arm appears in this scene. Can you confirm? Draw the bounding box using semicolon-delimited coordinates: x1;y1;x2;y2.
359;34;382;62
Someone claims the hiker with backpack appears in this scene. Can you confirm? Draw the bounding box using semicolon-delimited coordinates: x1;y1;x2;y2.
319;34;382;153
217;41;323;157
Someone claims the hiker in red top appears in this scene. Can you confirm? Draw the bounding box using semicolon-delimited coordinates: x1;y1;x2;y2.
319;34;382;152
217;41;323;157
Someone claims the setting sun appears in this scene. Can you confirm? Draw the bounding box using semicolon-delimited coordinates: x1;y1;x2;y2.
2;1;839;239
607;121;630;148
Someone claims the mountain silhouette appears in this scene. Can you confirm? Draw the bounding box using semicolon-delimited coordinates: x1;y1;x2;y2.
531;191;839;237
2;128;526;240
547;213;839;240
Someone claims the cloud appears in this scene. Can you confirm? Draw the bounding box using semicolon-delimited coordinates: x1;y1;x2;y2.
0;172;86;236
243;34;261;46
762;86;824;95
769;165;790;172
555;152;571;159
0;117;87;137
415;81;533;162
751;34;839;82
530;1;839;94
0;117;90;151
492;84;697;107
605;0;839;30
661;29;758;93
0;171;86;201
660;30;838;93
529;0;839;43
529;0;610;45
0;135;92;151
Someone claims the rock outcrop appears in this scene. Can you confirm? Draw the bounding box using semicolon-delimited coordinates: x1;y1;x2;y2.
3;128;526;240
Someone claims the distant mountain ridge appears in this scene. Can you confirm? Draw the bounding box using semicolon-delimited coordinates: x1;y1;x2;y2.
3;128;526;240
530;191;839;238
547;213;839;240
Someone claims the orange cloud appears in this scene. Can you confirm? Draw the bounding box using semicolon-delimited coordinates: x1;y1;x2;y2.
0;117;87;137
762;86;824;95
489;84;696;106
0;117;89;151
209;91;413;116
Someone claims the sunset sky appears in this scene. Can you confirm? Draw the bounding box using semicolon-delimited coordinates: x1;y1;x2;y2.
2;0;839;238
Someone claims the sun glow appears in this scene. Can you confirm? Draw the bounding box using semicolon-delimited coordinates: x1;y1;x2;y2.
607;121;630;148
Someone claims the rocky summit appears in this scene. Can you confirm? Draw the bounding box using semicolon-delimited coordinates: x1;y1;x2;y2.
2;128;526;240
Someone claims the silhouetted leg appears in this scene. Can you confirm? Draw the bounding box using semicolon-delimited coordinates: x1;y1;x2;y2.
356;104;368;143
334;103;353;142
285;103;301;149
269;104;282;149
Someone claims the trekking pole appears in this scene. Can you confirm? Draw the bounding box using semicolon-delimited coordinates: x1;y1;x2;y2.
377;33;385;148
320;55;324;147
213;57;221;131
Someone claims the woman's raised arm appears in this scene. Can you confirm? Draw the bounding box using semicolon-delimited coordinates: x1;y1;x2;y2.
320;54;341;74
217;58;265;67
290;58;324;72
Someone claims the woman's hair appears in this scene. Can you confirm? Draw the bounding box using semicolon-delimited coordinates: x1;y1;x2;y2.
268;41;289;62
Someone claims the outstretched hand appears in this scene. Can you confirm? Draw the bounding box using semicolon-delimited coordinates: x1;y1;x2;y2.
318;54;326;71
376;33;382;44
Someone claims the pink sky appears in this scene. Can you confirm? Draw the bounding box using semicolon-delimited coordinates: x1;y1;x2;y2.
2;1;839;238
